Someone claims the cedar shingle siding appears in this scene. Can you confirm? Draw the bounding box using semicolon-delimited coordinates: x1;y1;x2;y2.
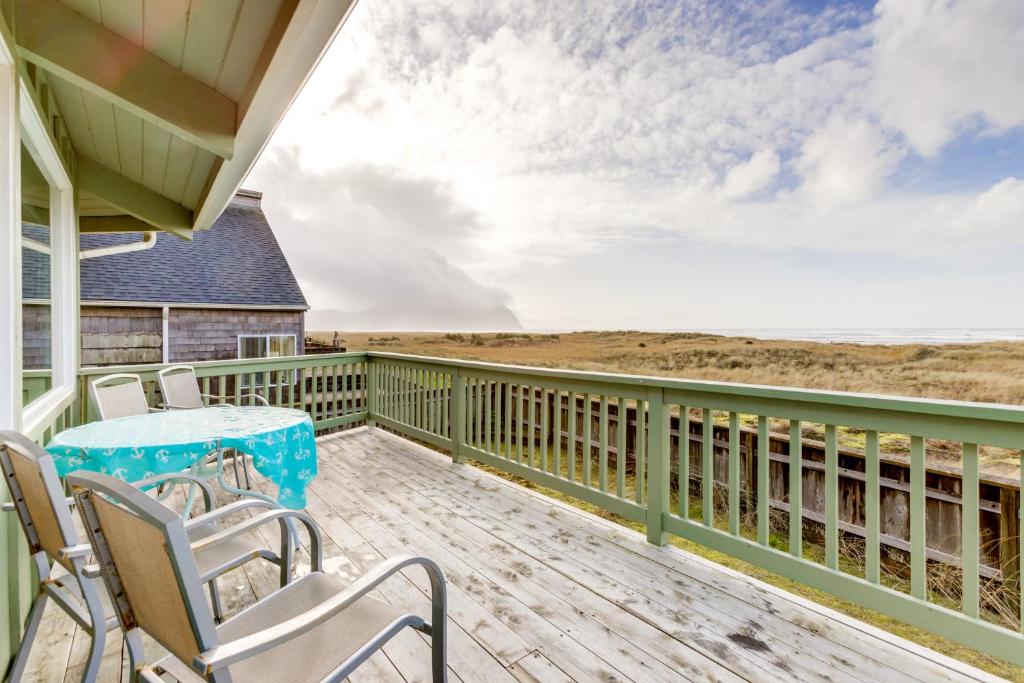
81;307;163;366
22;193;309;369
168;309;303;363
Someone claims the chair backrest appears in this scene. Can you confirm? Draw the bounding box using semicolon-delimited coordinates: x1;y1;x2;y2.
0;431;81;569
69;470;219;666
157;365;204;409
90;374;150;420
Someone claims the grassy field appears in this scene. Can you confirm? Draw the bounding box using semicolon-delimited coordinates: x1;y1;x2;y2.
318;330;1024;477
311;329;1024;678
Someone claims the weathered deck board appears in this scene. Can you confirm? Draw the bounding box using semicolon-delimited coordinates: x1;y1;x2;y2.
20;428;1005;682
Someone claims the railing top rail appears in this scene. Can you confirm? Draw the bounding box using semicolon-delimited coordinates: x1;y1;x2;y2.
77;352;369;377
366;351;1024;426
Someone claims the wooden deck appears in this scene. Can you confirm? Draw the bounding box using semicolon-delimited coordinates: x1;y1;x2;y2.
24;427;1002;682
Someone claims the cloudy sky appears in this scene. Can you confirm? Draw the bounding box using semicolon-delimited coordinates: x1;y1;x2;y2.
246;0;1024;331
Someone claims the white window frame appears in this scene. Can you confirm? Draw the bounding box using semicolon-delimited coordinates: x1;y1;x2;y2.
238;333;297;388
0;38;77;436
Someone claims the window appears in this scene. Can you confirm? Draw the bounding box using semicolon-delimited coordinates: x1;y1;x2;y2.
239;334;297;387
13;79;77;436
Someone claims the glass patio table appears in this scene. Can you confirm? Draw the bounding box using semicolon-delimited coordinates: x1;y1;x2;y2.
46;406;317;509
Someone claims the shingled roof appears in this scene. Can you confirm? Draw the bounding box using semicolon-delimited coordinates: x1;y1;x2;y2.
23;192;307;309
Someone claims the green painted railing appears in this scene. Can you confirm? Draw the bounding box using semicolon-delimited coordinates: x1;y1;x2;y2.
6;351;1024;671
366;351;1024;666
73;352;370;432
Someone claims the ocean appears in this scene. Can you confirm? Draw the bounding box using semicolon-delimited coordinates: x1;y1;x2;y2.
683;329;1024;346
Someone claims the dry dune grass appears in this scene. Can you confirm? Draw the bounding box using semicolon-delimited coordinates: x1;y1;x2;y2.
317;330;1024;477
324;330;1024;404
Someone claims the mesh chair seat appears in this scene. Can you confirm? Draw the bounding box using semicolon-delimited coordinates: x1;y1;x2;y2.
189;523;277;581
218;573;409;683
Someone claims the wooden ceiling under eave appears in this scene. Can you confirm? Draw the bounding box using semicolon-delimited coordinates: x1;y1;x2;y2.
5;0;357;239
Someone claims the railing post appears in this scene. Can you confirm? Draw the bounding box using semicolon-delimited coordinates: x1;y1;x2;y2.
646;386;669;546
453;366;466;464
366;356;377;427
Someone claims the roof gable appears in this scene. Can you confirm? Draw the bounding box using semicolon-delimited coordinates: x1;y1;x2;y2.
70;201;308;309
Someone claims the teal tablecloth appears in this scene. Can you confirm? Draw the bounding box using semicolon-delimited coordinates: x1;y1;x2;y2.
46;407;317;508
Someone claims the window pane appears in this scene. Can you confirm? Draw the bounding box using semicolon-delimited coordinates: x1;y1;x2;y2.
268;335;295;358
21;143;51;384
239;336;267;359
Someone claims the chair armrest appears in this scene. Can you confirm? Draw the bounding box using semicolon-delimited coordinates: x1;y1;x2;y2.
147;407;166;413
239;393;270;407
135;472;215;514
183;499;278;530
59;543;94;561
195;555;446;674
189;508;322;558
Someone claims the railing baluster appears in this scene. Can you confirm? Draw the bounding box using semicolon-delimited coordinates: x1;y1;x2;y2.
202;376;210;406
513;385;521;464
757;415;769;543
442;372;450;439
424;370;430;432
636;399;646;504
418;369;425;430
825;424;839;569
475;378;484;449
702;409;713;526
618;397;628;499
599;395;609;492
299;369;307;418
678;405;689;516
504;383;512;458
910;435;926;599
454;368;465;463
529;387;537;468
962;442;979;618
553;390;562;473
541;388;549;473
332;364;339;417
789;419;802;557
729;411;740;536
484;379;492;452
567;391;576;481
865;430;880;583
582;393;592;487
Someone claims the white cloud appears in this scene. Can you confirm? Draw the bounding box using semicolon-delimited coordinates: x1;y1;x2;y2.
794;118;901;208
717;149;780;201
870;0;1024;155
247;0;1024;328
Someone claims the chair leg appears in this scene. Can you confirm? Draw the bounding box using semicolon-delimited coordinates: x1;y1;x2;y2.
279;517;293;587
80;573;110;683
7;592;47;682
208;580;224;623
125;629;146;683
241;452;253;490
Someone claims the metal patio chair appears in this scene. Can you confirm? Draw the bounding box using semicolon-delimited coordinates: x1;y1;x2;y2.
157;365;269;490
89;373;163;421
0;432;314;681
69;469;448;683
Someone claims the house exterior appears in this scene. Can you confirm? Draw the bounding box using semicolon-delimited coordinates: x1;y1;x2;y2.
23;190;307;368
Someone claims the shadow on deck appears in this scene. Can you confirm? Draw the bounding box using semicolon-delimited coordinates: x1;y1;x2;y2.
25;428;1002;682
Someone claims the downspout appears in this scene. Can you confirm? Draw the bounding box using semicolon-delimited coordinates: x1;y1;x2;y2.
79;231;158;259
21;230;159;259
